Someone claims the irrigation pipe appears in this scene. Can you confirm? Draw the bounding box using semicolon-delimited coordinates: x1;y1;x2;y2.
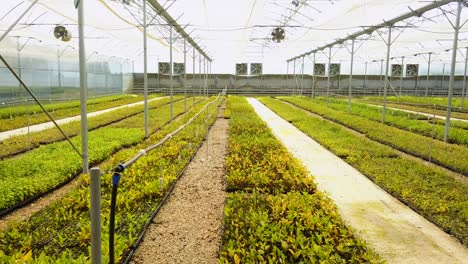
0;54;82;157
109;88;226;263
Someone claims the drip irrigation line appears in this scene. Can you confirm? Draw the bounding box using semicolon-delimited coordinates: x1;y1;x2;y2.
121;99;224;264
0;106;191;220
0;97;186;160
109;92;225;263
0;54;82;158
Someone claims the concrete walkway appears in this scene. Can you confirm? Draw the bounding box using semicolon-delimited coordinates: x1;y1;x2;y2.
0;97;166;141
247;98;468;264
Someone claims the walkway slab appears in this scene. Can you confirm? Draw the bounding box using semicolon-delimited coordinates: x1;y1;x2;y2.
247;98;468;264
0;97;166;141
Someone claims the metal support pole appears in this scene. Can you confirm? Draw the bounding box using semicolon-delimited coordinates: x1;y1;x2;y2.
204;57;207;97
399;56;404;100
444;0;462;142
90;167;102;264
286;61;289;95
143;0;149;138
462;47;467;108
327;46;332;107
78;0;89;174
57;48;62;96
199;56;202;99
382;25;393;123
364;62;368;94
169;25;174;121
348;38;355;113
17;39;22;100
192;48;196;105
293;58;296;95
425;52;432;102
312;53;316;98
301;56;305;95
379;59;384;96
184;39;187;112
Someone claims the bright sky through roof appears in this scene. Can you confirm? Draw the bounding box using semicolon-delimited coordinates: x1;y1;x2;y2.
0;0;467;74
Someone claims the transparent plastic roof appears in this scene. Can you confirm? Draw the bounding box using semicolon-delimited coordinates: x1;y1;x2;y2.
1;0;467;74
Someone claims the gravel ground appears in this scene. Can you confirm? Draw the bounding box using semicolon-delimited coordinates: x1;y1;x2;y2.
131;109;228;264
248;98;468;264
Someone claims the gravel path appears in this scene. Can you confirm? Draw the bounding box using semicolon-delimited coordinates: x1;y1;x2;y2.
248;98;468;264
131;109;228;264
0;97;166;141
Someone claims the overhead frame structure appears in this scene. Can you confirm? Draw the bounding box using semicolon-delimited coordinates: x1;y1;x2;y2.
287;0;457;62
147;0;212;62
286;0;464;142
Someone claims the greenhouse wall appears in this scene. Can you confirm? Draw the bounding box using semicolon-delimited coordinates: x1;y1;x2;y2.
133;73;467;97
0;38;133;104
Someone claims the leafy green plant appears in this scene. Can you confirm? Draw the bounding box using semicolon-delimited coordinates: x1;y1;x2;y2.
260;97;468;245
220;96;379;263
0;99;189;212
280;97;468;175
0;97;220;263
0;97;185;159
0;94;161;131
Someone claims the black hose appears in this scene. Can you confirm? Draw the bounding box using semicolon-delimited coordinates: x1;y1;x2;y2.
109;166;124;264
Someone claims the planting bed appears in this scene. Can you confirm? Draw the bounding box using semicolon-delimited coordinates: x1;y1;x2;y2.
280;97;468;175
0;99;193;215
260;97;468;245
0;97;220;263
0;97;189;159
219;96;379;263
0;94;161;132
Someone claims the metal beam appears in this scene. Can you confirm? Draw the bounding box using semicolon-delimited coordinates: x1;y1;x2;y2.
289;0;456;60
147;0;212;61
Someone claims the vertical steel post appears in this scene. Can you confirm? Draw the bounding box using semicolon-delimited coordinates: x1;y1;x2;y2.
462;47;467;108
363;61;368;94
301;56;305;95
169;25;173;121
348;38;355;113
90;167;102;264
293;58;296;95
78;0;89;174
444;0;462;142
143;0;149;138
425;52;432;102
17;39;22;100
193;48;196;105
183;39;187;112
286;61;289;95
382;25;393;123
327;47;332;107
199;55;202;99
399;56;404;100
379;59;384;96
57;48;62;96
312;52;316;98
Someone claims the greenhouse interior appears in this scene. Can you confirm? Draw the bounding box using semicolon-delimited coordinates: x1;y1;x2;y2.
0;0;467;263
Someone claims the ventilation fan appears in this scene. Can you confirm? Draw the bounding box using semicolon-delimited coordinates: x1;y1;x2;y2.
271;28;285;43
251;63;263;75
391;64;402;76
314;64;325;76
54;25;72;42
406;64;419;76
236;63;248;75
159;62;171;75
173;63;185;75
291;0;300;7
329;63;341;76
